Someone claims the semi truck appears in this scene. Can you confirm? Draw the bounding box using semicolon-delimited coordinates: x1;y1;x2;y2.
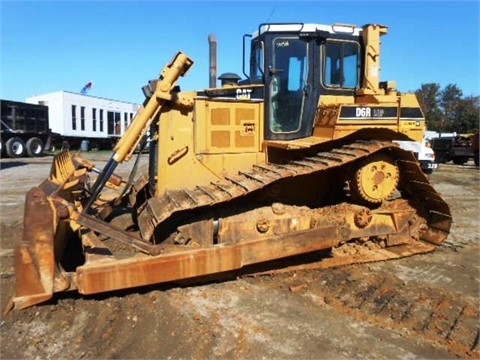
0;99;52;158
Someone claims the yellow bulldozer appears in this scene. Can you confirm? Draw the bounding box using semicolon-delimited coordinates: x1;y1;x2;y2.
8;23;451;311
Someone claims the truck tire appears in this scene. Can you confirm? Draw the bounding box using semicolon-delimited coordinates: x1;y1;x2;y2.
474;152;479;167
5;137;26;158
26;137;44;157
452;156;468;165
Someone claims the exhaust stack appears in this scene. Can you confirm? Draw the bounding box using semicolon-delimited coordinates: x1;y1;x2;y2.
208;34;217;88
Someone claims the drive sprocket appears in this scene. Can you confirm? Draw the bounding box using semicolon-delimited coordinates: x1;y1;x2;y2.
350;153;399;204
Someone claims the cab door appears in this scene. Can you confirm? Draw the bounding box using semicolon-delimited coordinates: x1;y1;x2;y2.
263;36;315;140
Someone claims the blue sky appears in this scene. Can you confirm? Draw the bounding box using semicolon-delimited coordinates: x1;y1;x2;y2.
1;1;479;104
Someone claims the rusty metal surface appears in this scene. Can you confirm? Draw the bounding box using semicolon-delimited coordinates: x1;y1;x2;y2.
77;213;163;255
10;151;96;310
75;200;419;295
75;223;337;294
12;188;57;309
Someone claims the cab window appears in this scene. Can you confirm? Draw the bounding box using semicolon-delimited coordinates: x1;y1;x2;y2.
324;41;359;88
251;41;264;81
269;38;308;133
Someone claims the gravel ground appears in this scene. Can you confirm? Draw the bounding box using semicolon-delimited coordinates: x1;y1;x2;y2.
0;151;478;359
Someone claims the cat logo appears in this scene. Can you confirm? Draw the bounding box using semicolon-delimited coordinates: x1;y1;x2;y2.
236;88;253;100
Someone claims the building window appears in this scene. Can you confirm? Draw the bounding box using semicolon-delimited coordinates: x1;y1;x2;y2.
92;108;97;132
108;111;121;135
115;112;121;135
124;112;128;131
100;109;104;132
80;106;85;131
130;113;133;124
71;105;77;130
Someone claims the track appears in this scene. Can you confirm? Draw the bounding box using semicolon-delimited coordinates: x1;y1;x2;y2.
134;140;451;260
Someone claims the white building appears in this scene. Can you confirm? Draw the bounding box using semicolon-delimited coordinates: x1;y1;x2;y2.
26;91;141;146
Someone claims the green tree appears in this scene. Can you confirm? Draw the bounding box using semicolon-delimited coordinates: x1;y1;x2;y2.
415;83;442;131
440;84;463;132
455;96;480;133
416;83;479;133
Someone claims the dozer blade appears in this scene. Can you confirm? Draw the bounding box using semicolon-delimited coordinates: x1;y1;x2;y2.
12;187;65;309
9;150;81;311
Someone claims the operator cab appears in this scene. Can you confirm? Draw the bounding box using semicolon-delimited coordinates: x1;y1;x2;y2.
243;23;362;140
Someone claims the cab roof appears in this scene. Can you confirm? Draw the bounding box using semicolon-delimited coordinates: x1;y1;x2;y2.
252;23;362;39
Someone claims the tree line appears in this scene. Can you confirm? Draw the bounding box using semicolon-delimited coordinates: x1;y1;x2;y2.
415;83;479;134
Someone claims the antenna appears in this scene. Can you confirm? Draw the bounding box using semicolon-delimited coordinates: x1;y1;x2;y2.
265;7;276;22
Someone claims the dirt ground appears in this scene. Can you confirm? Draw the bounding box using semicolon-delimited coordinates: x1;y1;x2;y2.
0;152;479;359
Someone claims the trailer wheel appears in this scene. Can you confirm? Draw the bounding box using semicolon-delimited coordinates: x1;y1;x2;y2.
435;151;449;163
26;137;44;157
452;156;468;165
5;137;26;158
